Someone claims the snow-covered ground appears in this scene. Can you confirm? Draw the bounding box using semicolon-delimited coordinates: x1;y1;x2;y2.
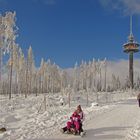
126;121;140;140
51;98;140;140
0;91;138;140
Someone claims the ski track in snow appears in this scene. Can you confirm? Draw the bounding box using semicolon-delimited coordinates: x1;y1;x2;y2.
47;99;140;140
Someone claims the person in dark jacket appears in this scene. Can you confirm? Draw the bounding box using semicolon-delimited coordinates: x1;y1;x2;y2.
67;111;81;134
137;93;140;107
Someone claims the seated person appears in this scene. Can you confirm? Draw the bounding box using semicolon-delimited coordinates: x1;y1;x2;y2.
67;111;80;134
61;105;85;134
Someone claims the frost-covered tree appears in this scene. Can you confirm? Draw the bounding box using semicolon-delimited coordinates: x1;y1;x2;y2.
0;12;17;95
73;62;79;92
12;43;20;93
18;48;26;94
103;58;107;91
0;16;5;87
0;16;4;94
136;76;140;89
60;70;68;91
111;74;121;91
91;59;97;91
27;46;35;94
4;12;18;99
38;58;46;94
51;64;61;93
124;76;131;89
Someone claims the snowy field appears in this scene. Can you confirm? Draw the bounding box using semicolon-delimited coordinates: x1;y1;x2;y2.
51;98;140;140
126;121;140;140
0;90;139;140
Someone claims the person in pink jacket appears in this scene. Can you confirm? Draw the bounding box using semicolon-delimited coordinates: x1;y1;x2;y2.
67;111;81;134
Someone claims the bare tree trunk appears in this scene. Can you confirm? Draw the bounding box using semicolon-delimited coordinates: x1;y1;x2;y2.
68;92;70;108
15;72;18;94
9;42;14;100
42;80;44;93
39;74;41;94
104;63;107;92
35;73;38;96
25;58;29;98
29;75;31;95
86;92;88;106
93;72;96;91
99;69;102;91
7;69;10;96
0;47;2;95
104;63;108;103
44;95;46;111
9;57;13;99
96;92;99;103
29;73;32;94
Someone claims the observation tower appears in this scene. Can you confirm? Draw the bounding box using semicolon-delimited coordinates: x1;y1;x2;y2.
123;16;139;88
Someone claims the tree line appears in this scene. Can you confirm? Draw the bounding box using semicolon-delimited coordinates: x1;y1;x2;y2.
0;12;140;99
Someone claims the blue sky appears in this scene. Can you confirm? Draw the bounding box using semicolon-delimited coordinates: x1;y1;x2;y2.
1;0;140;68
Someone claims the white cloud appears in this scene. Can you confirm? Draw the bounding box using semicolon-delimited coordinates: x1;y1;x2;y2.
66;59;140;86
99;0;140;15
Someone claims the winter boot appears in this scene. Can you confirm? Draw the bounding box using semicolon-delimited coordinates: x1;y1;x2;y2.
67;129;71;134
80;131;86;137
77;130;80;135
73;130;77;135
